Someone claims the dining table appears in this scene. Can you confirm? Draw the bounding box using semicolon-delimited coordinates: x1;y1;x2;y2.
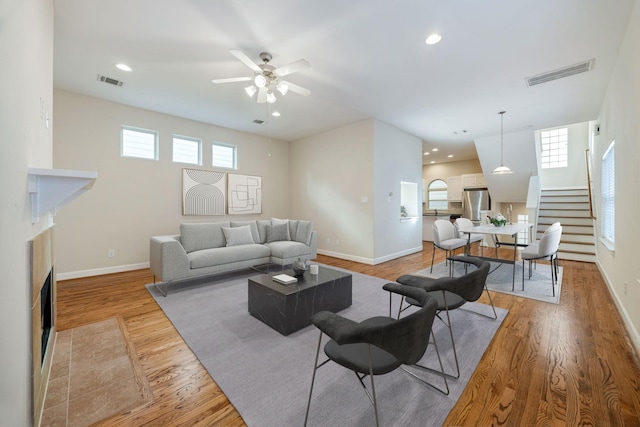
455;222;534;290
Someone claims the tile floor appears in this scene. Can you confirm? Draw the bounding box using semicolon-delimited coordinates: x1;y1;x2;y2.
40;318;152;426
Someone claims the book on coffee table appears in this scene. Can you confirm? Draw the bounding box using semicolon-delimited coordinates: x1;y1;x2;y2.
272;274;297;285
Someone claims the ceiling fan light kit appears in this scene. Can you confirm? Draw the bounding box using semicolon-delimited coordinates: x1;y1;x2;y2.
492;111;514;175
212;49;311;104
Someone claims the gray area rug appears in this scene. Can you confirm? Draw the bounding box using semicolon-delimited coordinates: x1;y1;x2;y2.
147;267;508;427
419;259;562;304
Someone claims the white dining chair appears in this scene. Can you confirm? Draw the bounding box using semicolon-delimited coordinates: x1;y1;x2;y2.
454;217;483;256
431;220;467;273
521;225;562;296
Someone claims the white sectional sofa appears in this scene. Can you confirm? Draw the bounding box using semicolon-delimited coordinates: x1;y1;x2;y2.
150;218;316;295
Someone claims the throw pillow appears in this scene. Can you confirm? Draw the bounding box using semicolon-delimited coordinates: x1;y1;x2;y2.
270;217;291;241
266;223;291;243
295;220;314;246
231;221;260;243
222;225;255;247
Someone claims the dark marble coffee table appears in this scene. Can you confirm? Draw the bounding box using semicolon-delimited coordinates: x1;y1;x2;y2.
247;266;352;336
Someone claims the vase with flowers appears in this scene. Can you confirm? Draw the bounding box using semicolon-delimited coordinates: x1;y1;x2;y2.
489;213;507;227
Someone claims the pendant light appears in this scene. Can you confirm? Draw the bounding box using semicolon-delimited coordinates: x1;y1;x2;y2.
492;111;514;174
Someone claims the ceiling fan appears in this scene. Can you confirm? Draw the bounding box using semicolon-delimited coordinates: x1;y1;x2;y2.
212;49;311;104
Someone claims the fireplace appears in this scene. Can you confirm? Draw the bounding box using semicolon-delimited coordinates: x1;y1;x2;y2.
40;270;54;365
31;226;56;426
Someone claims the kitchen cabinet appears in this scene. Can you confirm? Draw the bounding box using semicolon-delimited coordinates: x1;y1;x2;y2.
447;176;462;201
462;173;487;188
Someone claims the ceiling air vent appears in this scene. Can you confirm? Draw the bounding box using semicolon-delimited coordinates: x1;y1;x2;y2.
97;74;124;87
525;59;595;87
252;119;265;125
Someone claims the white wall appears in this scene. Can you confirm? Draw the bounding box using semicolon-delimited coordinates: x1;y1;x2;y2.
372;120;423;262
0;0;54;424
539;121;589;188
290;120;375;262
422;159;482;189
53;90;291;277
592;1;640;350
476;130;537;203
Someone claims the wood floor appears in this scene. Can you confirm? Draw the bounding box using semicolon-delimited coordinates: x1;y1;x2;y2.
56;243;640;426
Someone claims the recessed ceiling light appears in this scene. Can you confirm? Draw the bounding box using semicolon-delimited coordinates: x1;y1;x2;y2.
448;155;454;158
425;34;442;45
423;152;430;155
272;111;281;117
430;160;435;164
432;148;439;152
116;63;132;72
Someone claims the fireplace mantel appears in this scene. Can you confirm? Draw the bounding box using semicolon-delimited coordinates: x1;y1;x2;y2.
28;168;97;223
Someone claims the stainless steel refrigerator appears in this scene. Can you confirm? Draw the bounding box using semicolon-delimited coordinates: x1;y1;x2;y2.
462;188;490;224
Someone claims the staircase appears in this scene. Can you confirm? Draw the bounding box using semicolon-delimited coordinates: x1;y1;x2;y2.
536;188;596;262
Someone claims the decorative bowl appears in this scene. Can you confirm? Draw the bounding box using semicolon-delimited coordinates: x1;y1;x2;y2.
292;259;308;277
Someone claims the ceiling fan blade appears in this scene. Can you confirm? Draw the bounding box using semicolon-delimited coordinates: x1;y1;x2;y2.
211;76;252;84
256;87;267;103
282;81;311;96
274;59;310;77
229;49;262;73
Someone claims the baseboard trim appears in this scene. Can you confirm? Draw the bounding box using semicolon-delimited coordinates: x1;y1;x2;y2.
316;246;423;266
56;262;150;281
596;261;640;357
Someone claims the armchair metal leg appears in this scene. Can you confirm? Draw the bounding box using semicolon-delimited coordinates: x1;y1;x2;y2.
304;331;324;427
401;328;450;395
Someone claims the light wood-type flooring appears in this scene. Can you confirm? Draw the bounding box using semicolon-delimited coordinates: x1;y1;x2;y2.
56;243;640;426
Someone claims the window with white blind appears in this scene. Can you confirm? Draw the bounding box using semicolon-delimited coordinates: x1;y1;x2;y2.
541;127;568;169
172;135;201;165
212;142;237;169
517;214;529;245
121;126;158;160
600;140;615;250
427;179;448;210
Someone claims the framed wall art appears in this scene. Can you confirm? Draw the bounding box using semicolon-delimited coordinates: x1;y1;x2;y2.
182;168;227;215
227;174;262;215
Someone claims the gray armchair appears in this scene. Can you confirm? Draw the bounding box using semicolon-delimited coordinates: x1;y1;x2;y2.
395;256;496;379
304;284;445;427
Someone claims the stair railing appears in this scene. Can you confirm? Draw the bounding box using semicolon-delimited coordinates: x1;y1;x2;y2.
585;149;596;219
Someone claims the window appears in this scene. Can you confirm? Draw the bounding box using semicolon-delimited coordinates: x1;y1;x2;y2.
212;142;237;169
601;140;615;249
427;179;448;210
517;214;529;245
540;127;568;169
121;126;158;160
173;135;201;165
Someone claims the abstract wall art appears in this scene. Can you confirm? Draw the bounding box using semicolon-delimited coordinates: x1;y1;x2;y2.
228;174;262;215
182;168;227;215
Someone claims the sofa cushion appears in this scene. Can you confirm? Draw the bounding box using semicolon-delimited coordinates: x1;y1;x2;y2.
288;219;299;240
295;220;314;246
222;225;255;247
189;244;271;269
256;220;271;244
180;222;229;253
266;241;312;260
230;221;260;244
266;223;290;243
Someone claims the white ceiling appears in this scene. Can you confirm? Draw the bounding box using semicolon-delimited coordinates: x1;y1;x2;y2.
53;0;635;165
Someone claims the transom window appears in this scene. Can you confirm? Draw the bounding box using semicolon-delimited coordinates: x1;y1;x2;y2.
427;179;448;210
541;127;568;169
121;126;158;160
212;142;237;169
601;140;615;249
173;135;201;165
